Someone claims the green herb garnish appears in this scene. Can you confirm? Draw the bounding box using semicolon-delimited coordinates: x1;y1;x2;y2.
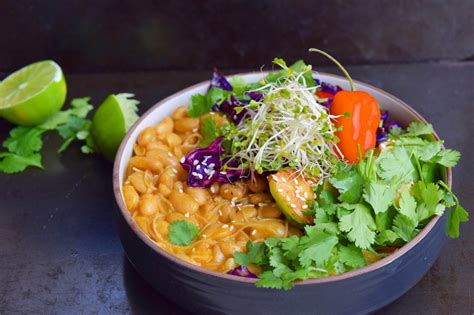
168;220;199;246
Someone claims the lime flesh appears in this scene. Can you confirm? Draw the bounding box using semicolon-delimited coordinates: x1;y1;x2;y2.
0;60;67;126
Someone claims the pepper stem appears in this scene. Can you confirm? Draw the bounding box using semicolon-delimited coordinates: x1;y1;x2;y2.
309;48;355;91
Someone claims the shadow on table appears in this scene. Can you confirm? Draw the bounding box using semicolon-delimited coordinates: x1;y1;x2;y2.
122;256;190;315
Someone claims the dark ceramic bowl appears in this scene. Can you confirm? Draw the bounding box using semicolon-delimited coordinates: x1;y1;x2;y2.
113;72;450;315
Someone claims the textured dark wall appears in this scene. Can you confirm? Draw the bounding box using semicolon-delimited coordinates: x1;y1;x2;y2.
0;0;473;73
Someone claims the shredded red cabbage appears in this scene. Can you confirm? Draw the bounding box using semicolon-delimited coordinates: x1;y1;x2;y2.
210;68;232;91
212;95;251;124
227;265;257;278
376;110;401;145
180;137;248;187
180;137;226;187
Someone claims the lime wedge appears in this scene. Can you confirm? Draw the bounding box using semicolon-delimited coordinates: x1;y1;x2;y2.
91;93;139;161
0;60;67;126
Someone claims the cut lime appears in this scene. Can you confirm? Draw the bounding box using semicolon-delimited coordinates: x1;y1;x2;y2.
0;60;67;126
91;93;139;161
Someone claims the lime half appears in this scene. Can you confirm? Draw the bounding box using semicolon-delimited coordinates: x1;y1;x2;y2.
91;93;139;161
0;60;67;126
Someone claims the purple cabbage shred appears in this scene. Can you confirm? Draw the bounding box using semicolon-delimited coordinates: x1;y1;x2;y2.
227;265;258;278
314;78;343;95
210;68;232;91
180;137;248;188
376;111;402;145
212;95;250;124
246;91;264;101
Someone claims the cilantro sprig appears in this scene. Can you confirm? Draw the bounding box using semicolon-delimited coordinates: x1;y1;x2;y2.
232;121;466;289
0;97;95;173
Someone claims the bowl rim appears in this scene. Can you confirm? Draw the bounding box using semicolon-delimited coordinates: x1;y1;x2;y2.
113;71;452;285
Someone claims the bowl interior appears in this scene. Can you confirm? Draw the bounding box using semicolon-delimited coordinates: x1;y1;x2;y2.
114;71;448;284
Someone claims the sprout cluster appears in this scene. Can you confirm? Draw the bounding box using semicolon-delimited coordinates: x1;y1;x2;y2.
225;65;342;183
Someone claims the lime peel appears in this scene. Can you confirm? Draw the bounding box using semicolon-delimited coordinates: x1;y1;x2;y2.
91;93;140;161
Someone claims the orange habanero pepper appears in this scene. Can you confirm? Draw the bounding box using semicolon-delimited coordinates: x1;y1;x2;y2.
310;49;381;163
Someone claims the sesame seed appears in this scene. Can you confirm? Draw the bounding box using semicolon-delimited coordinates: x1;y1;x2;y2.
222;224;229;228
290;203;297;209
196;165;201;170
193;160;198;166
180;157;185;163
251;230;257;235
192;128;198;132
218;210;223;216
294;179;299;185
230;225;235;231
167;152;173;157
184;212;190;218
286;196;291;201
302;204;308;209
258;203;269;207
178;189;184;193
277;188;283;193
272;175;279;182
202;234;207;238
172;168;178;174
281;177;287;183
307;180;314;185
303;192;308;198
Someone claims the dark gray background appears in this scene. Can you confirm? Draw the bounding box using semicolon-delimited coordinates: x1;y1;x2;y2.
0;1;473;314
0;0;473;73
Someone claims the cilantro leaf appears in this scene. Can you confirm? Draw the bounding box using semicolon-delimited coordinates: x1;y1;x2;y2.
56;116;93;153
298;227;338;267
206;88;227;108
70;97;94;118
375;229;401;246
39;97;94;130
234;241;266;266
329;166;363;203
228;76;248;96
255;271;285;290
393;214;418;242
0;152;43;173
412;181;445;222
338;244;366;269
188;94;210;118
167;220;199;246
376;147;416;182
199;118;219;147
3;126;45;156
405;121;434;136
397;187;418;225
447;205;469;238
363;180;397;214
339;204;376;249
431;149;461;167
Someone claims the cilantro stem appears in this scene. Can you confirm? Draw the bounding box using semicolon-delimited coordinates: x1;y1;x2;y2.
437;180;459;205
413;155;425;183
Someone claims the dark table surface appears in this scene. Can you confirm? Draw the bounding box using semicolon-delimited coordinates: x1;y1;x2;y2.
1;62;473;314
